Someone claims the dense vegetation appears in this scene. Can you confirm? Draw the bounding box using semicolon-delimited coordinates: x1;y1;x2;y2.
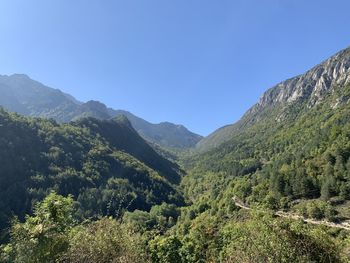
184;84;350;218
0;109;183;243
1;193;346;262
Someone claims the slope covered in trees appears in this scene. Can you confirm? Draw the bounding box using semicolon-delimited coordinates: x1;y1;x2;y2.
0;109;183;242
185;47;350;218
150;80;350;261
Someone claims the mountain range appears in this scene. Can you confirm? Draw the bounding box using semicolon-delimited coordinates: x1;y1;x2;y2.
1;46;350;262
0;74;202;150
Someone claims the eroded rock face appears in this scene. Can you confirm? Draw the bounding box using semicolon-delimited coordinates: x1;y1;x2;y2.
197;46;350;152
254;47;350;112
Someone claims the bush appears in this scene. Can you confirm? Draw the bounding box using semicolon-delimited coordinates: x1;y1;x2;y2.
59;218;148;263
1;192;74;263
149;235;183;263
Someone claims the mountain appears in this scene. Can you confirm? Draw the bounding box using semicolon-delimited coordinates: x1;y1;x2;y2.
196;46;350;152
72;100;112;121
160;47;350;263
111;109;202;149
183;46;350;217
0;109;184;239
0;74;79;121
76;115;182;184
0;74;202;149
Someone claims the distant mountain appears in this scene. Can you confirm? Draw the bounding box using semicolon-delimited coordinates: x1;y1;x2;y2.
196;46;350;152
0;74;202;149
0;74;79;121
72;100;111;121
110;109;202;149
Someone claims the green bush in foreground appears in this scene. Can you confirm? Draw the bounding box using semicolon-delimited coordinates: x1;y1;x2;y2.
0;193;148;263
0;192;74;263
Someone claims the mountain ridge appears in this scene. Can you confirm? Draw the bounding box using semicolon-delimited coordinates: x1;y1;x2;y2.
0;74;202;149
111;109;202;149
196;45;350;152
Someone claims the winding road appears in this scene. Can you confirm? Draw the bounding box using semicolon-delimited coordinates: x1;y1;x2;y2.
233;197;350;231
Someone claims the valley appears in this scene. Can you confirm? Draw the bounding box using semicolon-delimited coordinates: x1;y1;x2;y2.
1;46;350;262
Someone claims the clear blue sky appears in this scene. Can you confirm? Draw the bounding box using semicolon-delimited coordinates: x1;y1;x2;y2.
0;0;350;135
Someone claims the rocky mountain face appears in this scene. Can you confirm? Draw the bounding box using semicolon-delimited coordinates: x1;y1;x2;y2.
197;46;350;152
0;74;202;149
247;46;350;116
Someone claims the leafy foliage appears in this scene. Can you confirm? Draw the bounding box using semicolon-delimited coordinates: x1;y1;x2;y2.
0;192;74;263
1;194;149;263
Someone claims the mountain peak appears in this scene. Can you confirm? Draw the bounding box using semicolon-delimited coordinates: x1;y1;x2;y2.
83;100;108;109
0;73;30;80
0;75;202;149
73;100;111;120
197;45;350;152
113;114;133;128
244;46;350;120
10;73;30;79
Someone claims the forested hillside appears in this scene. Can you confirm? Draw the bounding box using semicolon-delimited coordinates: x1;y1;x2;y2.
186;47;350;214
0;109;183;242
159;47;350;262
184;82;350;219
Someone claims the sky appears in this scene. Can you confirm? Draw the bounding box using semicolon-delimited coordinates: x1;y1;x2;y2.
0;0;350;136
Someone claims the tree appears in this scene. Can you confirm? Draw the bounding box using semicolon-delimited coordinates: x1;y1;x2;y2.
149;235;183;263
60;218;148;263
2;192;74;263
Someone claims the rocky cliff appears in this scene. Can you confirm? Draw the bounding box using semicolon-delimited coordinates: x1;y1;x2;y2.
197;46;350;152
